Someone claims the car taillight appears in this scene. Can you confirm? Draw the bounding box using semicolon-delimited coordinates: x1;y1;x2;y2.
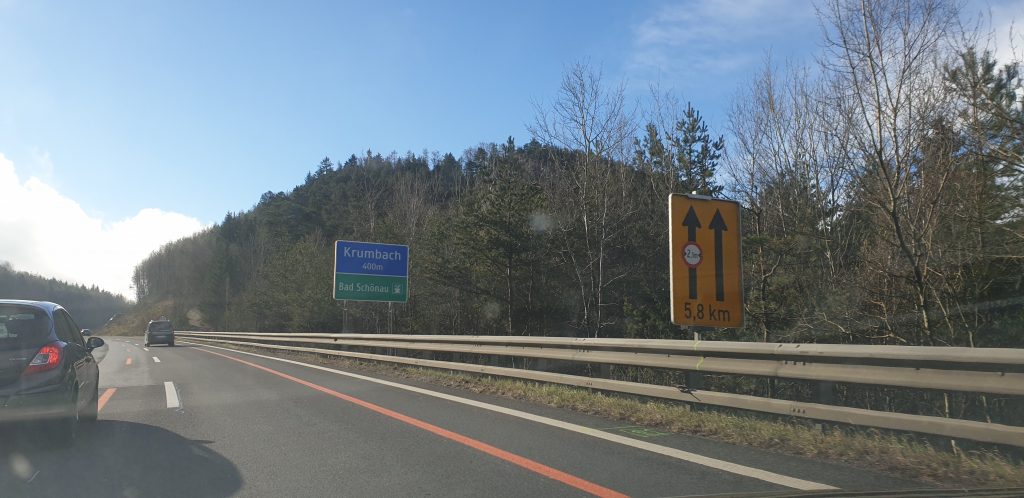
23;342;63;375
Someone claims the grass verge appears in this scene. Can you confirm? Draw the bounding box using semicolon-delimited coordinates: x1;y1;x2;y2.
198;340;1024;488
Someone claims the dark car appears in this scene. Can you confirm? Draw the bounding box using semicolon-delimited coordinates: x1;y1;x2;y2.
145;319;174;346
0;300;105;445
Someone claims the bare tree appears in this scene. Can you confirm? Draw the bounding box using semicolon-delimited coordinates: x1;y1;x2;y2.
727;58;862;342
531;63;636;163
529;62;639;337
819;0;961;344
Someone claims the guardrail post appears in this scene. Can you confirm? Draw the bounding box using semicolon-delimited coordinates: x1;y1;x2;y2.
685;370;703;391
816;381;836;405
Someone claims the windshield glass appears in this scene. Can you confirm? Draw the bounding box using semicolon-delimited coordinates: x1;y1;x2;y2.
148;321;172;332
0;304;50;351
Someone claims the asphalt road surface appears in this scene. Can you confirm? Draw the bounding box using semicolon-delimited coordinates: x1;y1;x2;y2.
0;338;925;497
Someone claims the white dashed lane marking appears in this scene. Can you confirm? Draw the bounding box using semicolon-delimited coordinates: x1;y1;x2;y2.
164;381;180;408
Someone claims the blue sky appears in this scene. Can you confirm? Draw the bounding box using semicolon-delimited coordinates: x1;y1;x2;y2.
0;0;827;222
0;0;1018;295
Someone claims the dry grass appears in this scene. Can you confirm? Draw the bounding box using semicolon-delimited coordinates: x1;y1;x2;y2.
203;341;1024;488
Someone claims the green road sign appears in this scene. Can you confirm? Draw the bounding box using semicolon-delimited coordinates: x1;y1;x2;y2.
333;240;409;303
334;273;408;302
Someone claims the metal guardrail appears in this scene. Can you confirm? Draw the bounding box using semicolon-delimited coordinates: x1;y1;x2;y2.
177;331;1024;447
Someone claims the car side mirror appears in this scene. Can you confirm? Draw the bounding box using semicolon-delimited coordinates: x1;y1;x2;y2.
86;337;105;350
81;329;92;337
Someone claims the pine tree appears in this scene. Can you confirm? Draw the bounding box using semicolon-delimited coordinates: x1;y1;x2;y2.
637;103;724;198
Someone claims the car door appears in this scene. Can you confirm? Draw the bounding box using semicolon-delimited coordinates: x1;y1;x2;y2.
54;309;95;408
65;312;98;396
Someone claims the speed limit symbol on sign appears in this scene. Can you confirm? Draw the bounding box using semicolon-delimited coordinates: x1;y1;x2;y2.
682;242;702;268
669;194;743;328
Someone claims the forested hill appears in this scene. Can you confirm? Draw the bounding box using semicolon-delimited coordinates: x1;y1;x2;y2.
0;262;130;330
133;46;1023;347
131;133;730;340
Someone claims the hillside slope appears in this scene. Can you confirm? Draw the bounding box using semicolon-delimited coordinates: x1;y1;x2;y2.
101;299;208;336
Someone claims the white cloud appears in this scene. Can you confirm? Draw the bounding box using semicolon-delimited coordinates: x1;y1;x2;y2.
989;7;1022;65
962;1;1022;65
29;147;54;178
629;0;814;78
0;153;206;299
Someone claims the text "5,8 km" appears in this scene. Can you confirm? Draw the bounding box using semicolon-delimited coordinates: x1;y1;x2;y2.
682;302;731;322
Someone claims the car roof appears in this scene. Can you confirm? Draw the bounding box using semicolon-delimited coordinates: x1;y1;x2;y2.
0;299;61;314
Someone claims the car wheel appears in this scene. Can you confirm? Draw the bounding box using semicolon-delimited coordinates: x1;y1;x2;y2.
81;386;99;424
50;393;80;447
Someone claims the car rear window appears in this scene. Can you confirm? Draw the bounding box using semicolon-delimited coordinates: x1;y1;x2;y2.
148;321;173;332
0;304;51;351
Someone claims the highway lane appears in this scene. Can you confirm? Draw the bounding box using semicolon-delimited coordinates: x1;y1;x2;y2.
0;337;922;497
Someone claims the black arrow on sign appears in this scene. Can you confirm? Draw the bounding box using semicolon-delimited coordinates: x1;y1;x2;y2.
709;209;728;302
682;207;701;299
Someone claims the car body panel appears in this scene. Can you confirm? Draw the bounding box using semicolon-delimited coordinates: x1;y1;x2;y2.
0;345;37;388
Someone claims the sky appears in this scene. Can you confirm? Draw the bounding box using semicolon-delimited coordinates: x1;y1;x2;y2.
0;0;1019;298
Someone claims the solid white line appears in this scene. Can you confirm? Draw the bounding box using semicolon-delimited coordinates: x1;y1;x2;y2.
164;381;180;408
143;347;150;351
152;357;161;363
188;342;836;491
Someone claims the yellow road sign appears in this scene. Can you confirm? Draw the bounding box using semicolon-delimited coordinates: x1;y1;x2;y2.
669;194;743;328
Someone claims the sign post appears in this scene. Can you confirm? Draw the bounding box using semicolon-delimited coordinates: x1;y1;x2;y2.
333;240;409;303
669;194;743;329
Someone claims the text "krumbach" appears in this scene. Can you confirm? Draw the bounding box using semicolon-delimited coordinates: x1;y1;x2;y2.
344;247;403;261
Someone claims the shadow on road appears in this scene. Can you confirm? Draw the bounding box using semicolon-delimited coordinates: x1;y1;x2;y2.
0;420;243;497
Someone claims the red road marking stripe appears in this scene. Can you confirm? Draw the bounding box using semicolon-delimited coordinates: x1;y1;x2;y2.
98;387;117;412
197;347;629;498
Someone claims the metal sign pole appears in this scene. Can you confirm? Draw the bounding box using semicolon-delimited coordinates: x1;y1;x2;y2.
685;325;705;392
387;301;393;334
